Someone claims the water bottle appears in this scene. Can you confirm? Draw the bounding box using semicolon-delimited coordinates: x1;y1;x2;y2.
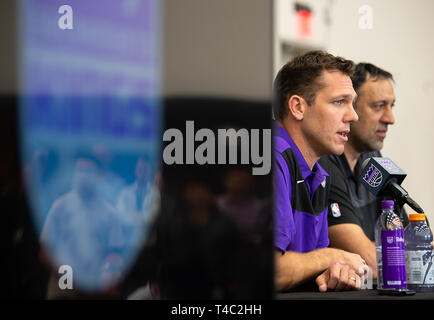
405;213;434;292
375;200;407;290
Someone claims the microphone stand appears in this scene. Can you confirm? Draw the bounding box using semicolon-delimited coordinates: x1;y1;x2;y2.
384;180;428;226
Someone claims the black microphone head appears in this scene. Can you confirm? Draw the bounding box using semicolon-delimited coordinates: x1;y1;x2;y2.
358;157;407;196
360;157;371;172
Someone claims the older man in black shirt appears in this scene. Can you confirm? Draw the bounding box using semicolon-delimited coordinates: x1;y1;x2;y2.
319;63;407;281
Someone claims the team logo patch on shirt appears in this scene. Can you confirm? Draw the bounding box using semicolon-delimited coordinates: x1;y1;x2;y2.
321;178;326;188
330;203;341;218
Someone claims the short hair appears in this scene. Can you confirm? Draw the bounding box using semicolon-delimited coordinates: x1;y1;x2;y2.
273;50;355;120
351;62;394;93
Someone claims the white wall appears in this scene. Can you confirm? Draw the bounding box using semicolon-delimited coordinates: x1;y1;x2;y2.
327;0;434;222
162;0;272;100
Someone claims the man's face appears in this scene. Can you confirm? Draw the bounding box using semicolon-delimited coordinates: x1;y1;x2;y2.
348;76;395;152
301;70;358;158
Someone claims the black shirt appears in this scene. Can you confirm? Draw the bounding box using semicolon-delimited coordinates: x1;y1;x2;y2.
319;152;408;241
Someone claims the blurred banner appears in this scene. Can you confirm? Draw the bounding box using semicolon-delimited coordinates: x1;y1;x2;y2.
18;0;161;292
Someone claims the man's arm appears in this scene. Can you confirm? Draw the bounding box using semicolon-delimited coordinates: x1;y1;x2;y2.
274;247;366;291
319;156;378;278
328;223;377;279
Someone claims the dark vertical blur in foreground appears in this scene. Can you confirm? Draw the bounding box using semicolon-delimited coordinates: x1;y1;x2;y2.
0;0;274;299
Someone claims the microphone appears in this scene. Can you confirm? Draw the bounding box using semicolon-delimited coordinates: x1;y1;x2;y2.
359;157;424;213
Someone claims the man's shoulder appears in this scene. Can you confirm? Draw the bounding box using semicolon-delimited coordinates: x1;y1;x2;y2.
273;126;295;171
273;122;294;154
273;147;293;191
319;151;382;179
274;134;292;156
318;154;339;169
274;146;300;179
318;155;346;180
358;151;381;162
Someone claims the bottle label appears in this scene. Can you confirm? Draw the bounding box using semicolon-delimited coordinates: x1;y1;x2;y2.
406;250;434;285
381;229;407;288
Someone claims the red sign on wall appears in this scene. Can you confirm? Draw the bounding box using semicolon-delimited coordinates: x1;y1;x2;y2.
295;5;312;38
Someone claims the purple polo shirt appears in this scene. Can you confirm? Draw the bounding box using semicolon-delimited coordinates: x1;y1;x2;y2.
274;123;330;253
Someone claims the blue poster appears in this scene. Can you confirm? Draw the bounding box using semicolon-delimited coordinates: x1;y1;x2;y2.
19;0;161;292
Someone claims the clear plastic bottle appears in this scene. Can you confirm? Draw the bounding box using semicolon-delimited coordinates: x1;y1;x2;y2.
405;213;434;292
375;200;407;290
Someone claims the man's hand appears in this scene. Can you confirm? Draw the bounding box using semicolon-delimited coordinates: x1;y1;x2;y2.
328;223;378;279
315;262;361;292
336;249;367;277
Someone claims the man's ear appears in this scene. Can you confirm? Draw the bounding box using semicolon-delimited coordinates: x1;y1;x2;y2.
287;95;306;121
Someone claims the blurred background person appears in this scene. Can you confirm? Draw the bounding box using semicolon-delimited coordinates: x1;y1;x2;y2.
117;157;160;226
91;145;126;207
40;157;126;298
216;169;268;245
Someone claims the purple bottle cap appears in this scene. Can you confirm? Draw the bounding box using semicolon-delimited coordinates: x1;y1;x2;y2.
381;200;394;209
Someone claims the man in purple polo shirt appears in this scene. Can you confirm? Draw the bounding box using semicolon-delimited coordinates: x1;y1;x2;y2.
273;51;367;292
